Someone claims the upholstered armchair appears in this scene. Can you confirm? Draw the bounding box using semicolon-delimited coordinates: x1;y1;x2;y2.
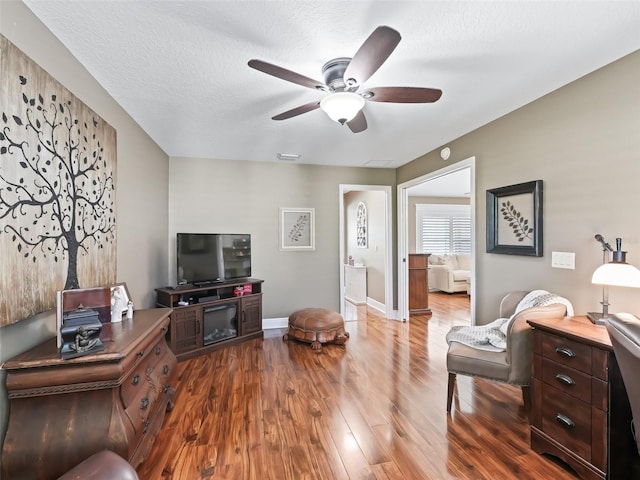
428;254;470;293
446;291;568;412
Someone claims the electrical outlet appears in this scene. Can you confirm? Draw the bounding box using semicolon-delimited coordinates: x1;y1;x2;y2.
552;251;575;269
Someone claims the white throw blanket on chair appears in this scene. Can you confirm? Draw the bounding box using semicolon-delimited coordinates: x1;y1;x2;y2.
445;290;574;352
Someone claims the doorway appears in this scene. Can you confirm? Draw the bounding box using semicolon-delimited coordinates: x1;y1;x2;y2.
397;157;476;323
339;185;394;321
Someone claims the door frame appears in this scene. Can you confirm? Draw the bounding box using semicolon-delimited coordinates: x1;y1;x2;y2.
397;157;476;323
339;184;394;320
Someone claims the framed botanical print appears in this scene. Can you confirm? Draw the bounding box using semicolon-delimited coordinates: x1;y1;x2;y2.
486;180;543;256
280;207;315;251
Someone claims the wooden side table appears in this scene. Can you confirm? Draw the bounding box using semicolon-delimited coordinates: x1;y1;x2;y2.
528;316;640;479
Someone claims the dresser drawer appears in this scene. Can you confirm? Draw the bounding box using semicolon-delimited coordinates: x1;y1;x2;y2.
541;357;591;403
541;332;592;374
156;349;176;392
124;374;160;438
119;319;170;379
541;383;592;461
121;336;171;408
121;338;175;441
129;389;174;467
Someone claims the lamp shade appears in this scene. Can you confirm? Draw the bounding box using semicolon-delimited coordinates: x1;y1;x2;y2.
591;262;640;288
320;92;365;124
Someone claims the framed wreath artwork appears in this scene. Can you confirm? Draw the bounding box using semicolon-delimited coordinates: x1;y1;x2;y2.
280;207;315;251
486;180;543;256
356;202;367;248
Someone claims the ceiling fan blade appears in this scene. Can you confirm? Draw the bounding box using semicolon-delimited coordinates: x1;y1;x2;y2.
365;87;442;103
272;101;321;121
343;26;401;86
347;110;367;133
248;59;325;91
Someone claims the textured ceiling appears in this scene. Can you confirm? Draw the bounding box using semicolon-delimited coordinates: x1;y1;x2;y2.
23;1;640;168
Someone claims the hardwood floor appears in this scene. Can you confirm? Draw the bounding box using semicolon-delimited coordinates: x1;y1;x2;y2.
138;293;579;480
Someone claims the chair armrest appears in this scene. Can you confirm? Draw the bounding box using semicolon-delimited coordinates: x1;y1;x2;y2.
499;291;529;318
428;265;450;290
57;450;139;480
505;303;567;384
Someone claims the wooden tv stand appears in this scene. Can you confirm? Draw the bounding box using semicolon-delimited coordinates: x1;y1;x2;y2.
155;278;263;361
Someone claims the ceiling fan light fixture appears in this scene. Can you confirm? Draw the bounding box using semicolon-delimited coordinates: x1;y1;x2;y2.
320;92;365;125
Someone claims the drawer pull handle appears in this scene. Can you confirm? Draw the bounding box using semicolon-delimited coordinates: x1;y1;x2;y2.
162;326;168;333
140;397;150;410
555;346;575;358
137;350;145;357
155;346;162;355
163;365;170;375
131;374;140;386
555;373;575;386
143;419;151;434
555;413;575;428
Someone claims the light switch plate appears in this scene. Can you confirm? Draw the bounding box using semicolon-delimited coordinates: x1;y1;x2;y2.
552;251;575;269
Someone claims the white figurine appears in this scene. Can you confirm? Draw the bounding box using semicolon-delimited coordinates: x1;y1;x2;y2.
111;286;127;323
126;301;134;320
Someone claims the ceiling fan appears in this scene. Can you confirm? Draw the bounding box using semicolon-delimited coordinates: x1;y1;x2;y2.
248;26;442;133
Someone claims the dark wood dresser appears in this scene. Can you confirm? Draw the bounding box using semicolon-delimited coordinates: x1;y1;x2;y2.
528;316;640;480
1;308;177;480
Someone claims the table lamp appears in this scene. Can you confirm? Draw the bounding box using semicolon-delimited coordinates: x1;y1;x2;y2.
587;237;640;324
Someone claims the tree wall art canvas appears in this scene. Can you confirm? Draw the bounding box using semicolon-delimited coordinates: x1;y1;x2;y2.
0;35;117;327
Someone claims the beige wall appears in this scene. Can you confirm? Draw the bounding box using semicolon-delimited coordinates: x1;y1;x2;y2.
399;49;640;323
344;190;386;304
0;0;170;454
168;157;395;318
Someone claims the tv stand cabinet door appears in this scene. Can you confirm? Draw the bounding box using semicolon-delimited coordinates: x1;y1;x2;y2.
240;295;262;336
170;306;202;355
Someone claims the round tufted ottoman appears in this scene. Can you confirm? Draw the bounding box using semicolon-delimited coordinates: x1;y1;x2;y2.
284;308;349;352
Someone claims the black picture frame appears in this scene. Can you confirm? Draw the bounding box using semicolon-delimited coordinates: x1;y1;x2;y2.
486;180;543;256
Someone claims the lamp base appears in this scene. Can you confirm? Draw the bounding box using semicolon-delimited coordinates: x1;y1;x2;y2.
586;311;609;325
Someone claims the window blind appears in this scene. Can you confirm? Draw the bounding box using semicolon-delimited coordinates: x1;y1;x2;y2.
416;204;471;255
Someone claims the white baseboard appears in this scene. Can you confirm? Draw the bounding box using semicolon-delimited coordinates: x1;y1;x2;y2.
366;297;385;314
343;301;357;321
263;305;402;328
346;298;401;321
367;297;403;321
263;317;288;330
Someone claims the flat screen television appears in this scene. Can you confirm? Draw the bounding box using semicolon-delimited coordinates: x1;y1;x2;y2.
177;233;251;286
